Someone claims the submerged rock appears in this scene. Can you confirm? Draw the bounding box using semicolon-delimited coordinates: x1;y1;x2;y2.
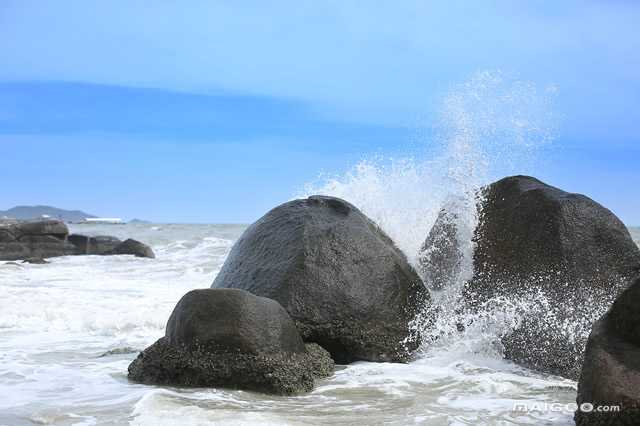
129;289;333;394
99;347;138;357
213;195;429;363
107;238;155;258
576;276;640;425
22;257;49;264
420;175;640;379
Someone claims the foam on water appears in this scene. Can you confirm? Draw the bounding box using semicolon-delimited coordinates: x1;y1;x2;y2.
0;223;581;425
0;224;244;425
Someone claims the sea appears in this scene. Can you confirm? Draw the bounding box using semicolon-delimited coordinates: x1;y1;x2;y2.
1;223;637;425
1;73;637;425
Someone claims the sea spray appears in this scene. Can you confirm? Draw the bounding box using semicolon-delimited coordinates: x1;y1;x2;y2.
303;70;558;356
303;71;556;267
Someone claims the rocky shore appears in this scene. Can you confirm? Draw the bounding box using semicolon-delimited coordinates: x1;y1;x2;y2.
0;219;155;261
119;176;639;408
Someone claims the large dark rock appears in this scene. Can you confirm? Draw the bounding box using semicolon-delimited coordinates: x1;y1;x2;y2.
576;277;640;425
19;235;77;259
67;234;91;254
419;208;461;291
68;234;122;255
128;288;333;394
108;238;155;258
0;227;18;243
0;220;75;261
0;241;30;260
418;197;474;291
91;236;122;254
16;220;69;239
212;195;429;363
471;176;639;295
470;176;639;379
421;176;640;379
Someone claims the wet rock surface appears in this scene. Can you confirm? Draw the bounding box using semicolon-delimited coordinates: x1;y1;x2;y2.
420;175;640;380
21;257;49;264
213;195;429;363
0;220;76;261
68;234;122;255
129;288;333;394
107;238;155;258
576;277;640;425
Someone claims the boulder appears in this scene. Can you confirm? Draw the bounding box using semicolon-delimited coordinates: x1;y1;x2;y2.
68;234;122;255
470;176;639;296
0;220;74;260
0;228;23;259
0;227;18;243
576;276;640;425
67;234;91;254
470;176;639;379
420;176;640;379
212;195;429;363
0;233;76;261
0;241;30;261
90;235;123;254
18;235;77;259
418;196;475;291
418;208;461;291
108;238;155;258
128;288;333;394
16;220;69;239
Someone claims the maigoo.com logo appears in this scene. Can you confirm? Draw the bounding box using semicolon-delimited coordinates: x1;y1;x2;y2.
577;402;620;413
512;402;620;413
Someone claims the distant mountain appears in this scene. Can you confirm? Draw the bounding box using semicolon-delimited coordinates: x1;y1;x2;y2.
0;205;97;222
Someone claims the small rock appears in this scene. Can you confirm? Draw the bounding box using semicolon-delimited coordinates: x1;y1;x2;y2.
128;289;333;394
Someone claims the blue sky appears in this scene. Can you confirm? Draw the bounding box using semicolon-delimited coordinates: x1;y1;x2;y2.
0;1;638;223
